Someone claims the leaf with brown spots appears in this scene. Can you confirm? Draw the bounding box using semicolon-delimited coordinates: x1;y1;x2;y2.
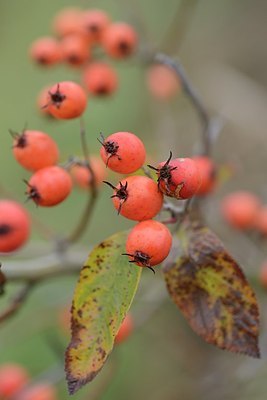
163;221;260;358
65;231;142;395
0;264;6;296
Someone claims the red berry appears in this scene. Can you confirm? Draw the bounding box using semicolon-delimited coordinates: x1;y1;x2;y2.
20;383;58;400
105;176;163;221
29;37;62;66
115;314;133;344
81;9;110;43
124;220;172;268
82;62;118;96
102;22;137;59
221;191;260;230
146;64;181;100
71;156;107;189
12;130;59;171
46;81;87;119
254;206;267;235
26;166;72;207
0;201;30;253
99;132;146;174
0;363;29;397
193;156;217;196
52;8;84;37
61;35;90;66
149;152;201;199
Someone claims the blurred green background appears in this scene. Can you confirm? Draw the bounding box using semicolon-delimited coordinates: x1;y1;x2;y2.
1;0;267;399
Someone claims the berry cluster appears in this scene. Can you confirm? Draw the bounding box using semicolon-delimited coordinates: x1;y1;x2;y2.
0;363;57;400
99;131;218;271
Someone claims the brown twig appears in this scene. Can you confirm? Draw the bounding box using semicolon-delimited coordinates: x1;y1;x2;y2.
0;282;34;324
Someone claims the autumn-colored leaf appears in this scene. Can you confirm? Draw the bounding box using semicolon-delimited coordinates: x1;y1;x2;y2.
0;264;6;296
65;231;142;395
163;221;260;358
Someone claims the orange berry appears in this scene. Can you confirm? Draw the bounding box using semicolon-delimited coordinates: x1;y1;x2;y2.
12;130;59;171
221;191;260;230
0;201;30;253
99;132;146;174
0;363;29;397
71;156;107;189
61;35;90;67
20;383;58;400
124;220;172;268
52;7;84;37
29;37;62;66
26;166;72;207
102;22;137;59
105;176;163;221
82;62;118;96
146;64;180;100
81;9;110;43
115;314;133;344
254;206;267;235
193;156;217;196
46;81;87;119
149;153;201;199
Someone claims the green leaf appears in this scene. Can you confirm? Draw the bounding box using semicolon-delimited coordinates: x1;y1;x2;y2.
65;231;142;395
163;221;260;358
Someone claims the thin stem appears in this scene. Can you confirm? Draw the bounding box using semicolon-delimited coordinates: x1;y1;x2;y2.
66;118;99;243
154;53;211;156
0;282;34;324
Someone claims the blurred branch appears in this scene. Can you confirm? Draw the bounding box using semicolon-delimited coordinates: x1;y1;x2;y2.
0;282;34;324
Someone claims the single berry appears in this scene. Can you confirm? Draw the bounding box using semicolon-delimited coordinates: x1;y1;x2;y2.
46;81;87;119
102;22;137;59
104;175;163;220
146;64;181;100
71;156;107;189
148;152;201;199
20;383;58;400
221;191;260;230
0;363;29;397
25;166;72;207
83;62;118;96
254;206;267;235
61;34;90;66
12;129;59;171
0;200;30;252
193;156;217;196
29;37;62;66
123;220;172;271
99;131;146;174
81;9;110;43
52;7;85;37
115;314;133;344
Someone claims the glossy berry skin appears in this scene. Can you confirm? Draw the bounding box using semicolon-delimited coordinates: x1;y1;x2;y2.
255;206;267;235
81;9;110;43
20;383;57;400
107;176;163;221
99;132;146;174
102;23;137;59
83;62;118;96
221;191;260;230
52;8;84;37
13;130;59;171
0;201;30;253
150;154;201;199
146;64;180;100
61;35;90;66
29;37;62;66
46;81;87;119
0;363;29;397
26;166;72;207
193;156;217;196
71;156;107;189
125;220;172;268
115;314;133;344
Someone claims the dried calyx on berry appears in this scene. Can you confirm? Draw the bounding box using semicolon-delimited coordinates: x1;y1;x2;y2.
98;133;121;166
122;251;155;273
48;83;66;108
148;151;177;192
103;180;128;214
